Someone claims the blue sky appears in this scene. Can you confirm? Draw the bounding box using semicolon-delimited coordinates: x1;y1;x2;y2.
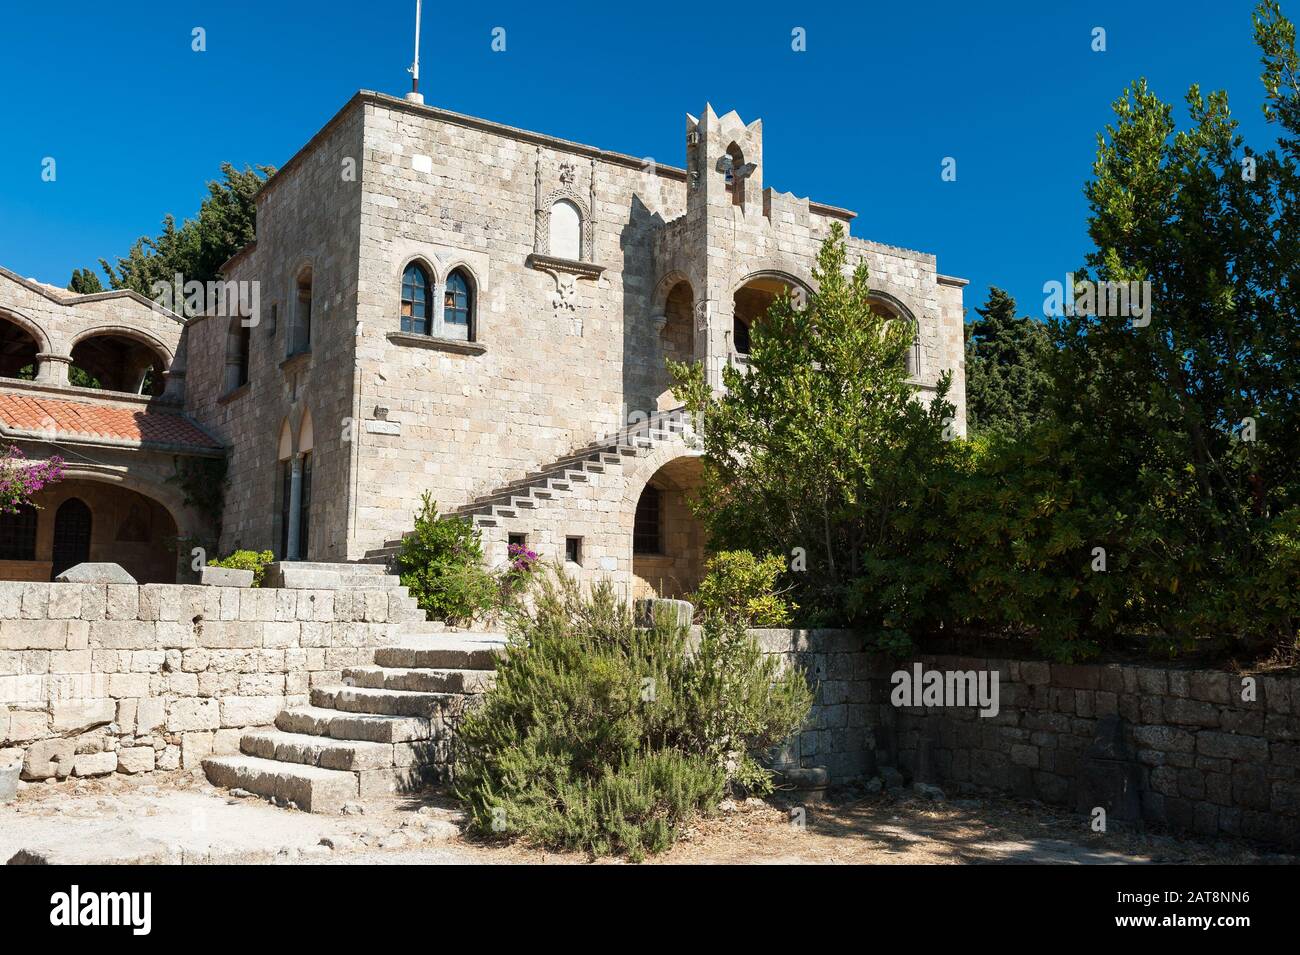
0;0;1279;321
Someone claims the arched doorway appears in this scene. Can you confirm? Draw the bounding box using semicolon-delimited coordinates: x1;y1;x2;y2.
630;455;706;600
51;497;92;578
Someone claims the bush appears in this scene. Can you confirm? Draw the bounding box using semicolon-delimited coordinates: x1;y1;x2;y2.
693;550;796;627
208;549;274;587
396;493;497;624
455;569;812;860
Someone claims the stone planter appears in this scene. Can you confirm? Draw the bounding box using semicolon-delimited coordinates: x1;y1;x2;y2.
199;565;255;587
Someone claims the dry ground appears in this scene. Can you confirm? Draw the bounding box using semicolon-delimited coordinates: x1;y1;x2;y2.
2;771;1293;865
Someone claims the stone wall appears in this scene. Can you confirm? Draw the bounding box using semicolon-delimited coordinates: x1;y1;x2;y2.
751;631;1299;844
0;581;409;782
752;629;879;784
886;654;1300;844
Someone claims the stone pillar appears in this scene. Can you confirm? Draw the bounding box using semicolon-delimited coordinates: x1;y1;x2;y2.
35;353;70;387
286;455;304;560
161;369;186;403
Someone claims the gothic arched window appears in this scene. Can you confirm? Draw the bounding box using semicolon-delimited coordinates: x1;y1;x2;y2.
401;263;433;335
443;269;474;341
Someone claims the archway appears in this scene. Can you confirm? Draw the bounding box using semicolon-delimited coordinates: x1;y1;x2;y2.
731;274;801;357
654;278;695;411
0;314;41;380
868;294;922;377
69;332;167;395
0;480;183;583
629;455;706;600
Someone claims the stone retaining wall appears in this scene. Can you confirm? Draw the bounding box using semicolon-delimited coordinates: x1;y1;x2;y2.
752;629;880;784
753;631;1299;844
0;582;410;782
886;654;1300;844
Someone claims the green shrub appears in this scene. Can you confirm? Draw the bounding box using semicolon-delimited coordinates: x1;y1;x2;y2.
396;493;497;624
208;549;274;587
455;569;812;860
693;550;796;627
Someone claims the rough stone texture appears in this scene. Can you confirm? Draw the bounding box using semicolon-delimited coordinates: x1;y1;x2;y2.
886;654;1300;845
55;563;137;584
0;580;419;784
199;566;254;588
177;93;967;603
752;628;881;784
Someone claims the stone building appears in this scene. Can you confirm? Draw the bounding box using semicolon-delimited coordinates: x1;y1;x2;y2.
0;92;967;598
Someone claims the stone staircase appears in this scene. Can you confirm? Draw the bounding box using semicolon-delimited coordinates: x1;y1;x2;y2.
361;408;696;563
202;561;506;812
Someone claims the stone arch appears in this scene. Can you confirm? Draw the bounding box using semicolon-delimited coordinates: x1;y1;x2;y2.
618;444;707;600
0;306;52;356
0;308;47;380
68;326;172;395
69;324;174;365
730;270;811;357
868;292;922;377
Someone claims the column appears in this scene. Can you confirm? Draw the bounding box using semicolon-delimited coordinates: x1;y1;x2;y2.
286;455;304;560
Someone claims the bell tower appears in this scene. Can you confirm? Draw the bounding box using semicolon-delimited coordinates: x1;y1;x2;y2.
683;105;765;389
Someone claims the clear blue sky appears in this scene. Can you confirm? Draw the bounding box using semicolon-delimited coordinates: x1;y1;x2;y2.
0;0;1279;321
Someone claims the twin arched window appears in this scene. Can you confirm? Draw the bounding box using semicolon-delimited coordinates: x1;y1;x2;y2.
400;263;475;341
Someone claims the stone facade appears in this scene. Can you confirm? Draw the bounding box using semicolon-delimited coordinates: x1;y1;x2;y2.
1;91;967;601
178;92;967;599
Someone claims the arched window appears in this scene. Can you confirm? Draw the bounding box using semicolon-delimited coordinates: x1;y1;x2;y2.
225;316;251;392
401;263;433;335
443;269;474;341
549;199;582;260
290;268;312;356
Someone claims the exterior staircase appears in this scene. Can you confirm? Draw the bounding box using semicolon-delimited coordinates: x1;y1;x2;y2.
361;407;696;563
201;561;506;812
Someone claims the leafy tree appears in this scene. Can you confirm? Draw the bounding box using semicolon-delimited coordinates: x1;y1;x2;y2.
67;268;103;294
97;162;274;298
1040;0;1300;656
395;493;497;624
671;222;955;628
964;287;1052;435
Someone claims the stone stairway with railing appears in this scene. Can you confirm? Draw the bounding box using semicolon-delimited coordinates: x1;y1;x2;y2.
202;561;505;812
361;408;696;563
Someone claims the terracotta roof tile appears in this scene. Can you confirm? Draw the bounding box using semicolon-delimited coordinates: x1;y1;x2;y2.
0;393;221;452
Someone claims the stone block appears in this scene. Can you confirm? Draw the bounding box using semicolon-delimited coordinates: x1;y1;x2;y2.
219;696;284;728
22;738;75;780
51;699;114;734
1198;731;1268;762
116;746;156;774
181;731;214;769
167;697;220;732
55;563;137;584
72;751;117;777
136;698;165;735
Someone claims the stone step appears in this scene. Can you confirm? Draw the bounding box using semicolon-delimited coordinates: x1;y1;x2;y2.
240;728;412;771
202;755;358;813
344;664;496;694
275;705;432;743
310;685;456;718
373;636;506;671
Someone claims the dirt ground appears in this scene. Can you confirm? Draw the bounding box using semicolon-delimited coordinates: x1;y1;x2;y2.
2;771;1294;865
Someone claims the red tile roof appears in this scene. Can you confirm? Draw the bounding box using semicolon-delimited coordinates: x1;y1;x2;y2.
0;392;221;452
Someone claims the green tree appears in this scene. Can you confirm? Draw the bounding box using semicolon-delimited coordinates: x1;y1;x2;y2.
964;287;1052;435
1042;0;1300;655
67;268;103;294
98;162;274;299
670;223;955;627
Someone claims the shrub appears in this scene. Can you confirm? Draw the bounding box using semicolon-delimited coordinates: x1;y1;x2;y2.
396;493;497;624
455;569;812;860
693;550;796;627
208;549;274;587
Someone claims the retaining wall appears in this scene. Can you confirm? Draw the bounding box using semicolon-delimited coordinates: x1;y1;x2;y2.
0;582;411;781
